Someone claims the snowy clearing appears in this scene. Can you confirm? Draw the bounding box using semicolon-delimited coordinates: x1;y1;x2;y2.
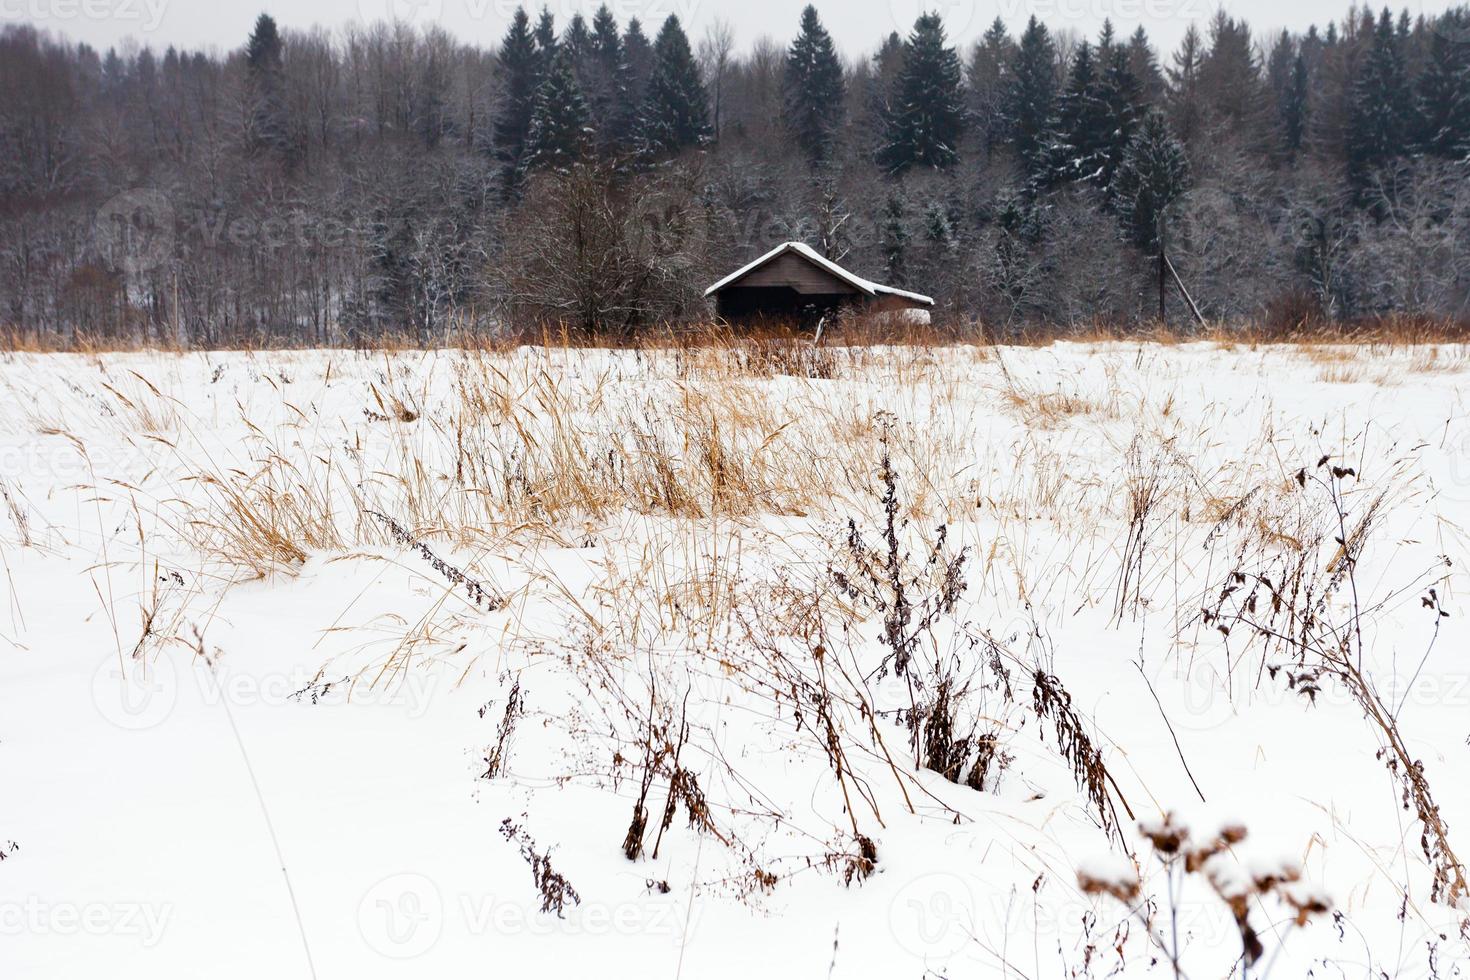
3;341;1470;978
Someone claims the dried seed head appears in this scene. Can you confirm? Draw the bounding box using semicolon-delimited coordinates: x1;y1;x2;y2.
1140;812;1190;855
1282;880;1332;925
1077;867;1141;904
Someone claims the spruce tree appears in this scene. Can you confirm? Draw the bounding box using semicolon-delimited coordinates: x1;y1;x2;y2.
1281;52;1310;155
1415;9;1470;158
782;5;846;166
991;188;1042;321
866;31;906;145
523;50;592;173
968;18;1016;154
1047;41;1106;188
638;15;711;158
245;13;291;163
1348;8;1410;188
1126;26;1165;105
1199;12;1263;130
1046;35;1138;197
878;13;965;174
1266;29;1295;153
534;7;557;62
561;14;594;95
563;14;591;61
623;18;654;101
1096;43;1143;194
590;6;621;69
1115;108;1191;250
1006;16;1059;181
880;193;910;285
1166;24;1205;145
587;5;631;155
493;8;540;180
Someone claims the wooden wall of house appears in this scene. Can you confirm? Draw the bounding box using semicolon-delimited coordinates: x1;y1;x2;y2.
731;254;861;295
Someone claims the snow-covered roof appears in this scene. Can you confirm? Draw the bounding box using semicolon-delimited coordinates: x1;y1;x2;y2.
704;241;935;307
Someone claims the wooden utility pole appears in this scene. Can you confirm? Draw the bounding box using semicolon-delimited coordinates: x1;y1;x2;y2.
1158;242;1167;323
1156;216;1206;329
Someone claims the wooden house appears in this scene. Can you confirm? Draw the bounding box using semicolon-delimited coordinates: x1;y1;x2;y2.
704;242;934;326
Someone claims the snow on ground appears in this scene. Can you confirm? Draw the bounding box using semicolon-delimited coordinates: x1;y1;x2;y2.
2;341;1469;978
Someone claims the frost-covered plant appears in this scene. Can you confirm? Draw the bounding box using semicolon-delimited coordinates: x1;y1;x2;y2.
1204;456;1466;906
1080;813;1331;979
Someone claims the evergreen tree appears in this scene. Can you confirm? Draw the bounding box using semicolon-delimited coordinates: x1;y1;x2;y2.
1309;17;1354;159
1347;8;1411;187
590;6;621;68
523;50;592;173
990;188;1043;321
623;18;654;101
880;193;910;285
533;7;558;80
968;18;1017;154
782;5;846;166
1266;29;1296;153
1115;108;1191;250
866;31;906;143
1199;12;1264;136
638;15;711;157
1415;8;1470;158
1126;26;1165;105
1096;42;1144;193
922;200;958;254
561;14;594;95
1047;41;1107;187
587;5;631;155
1281;52;1311;155
1166;24;1205;145
1006;16;1059;181
245;13;291;163
878;13;965;173
493;8;540;180
1047;34;1139;197
563;14;591;62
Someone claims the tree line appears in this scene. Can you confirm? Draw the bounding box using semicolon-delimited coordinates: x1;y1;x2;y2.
1;3;1468;343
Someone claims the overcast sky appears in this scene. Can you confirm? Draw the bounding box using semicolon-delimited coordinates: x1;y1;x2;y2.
10;0;1466;59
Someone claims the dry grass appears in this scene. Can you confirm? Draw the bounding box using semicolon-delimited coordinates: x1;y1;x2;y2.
5;310;1470;355
10;334;1469;975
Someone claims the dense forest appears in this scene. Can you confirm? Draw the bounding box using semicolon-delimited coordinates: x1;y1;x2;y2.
1;3;1468;343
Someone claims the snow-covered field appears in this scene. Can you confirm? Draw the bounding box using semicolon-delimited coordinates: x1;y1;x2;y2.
3;340;1469;978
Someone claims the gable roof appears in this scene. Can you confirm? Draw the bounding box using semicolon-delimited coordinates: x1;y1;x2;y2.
704;241;934;307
